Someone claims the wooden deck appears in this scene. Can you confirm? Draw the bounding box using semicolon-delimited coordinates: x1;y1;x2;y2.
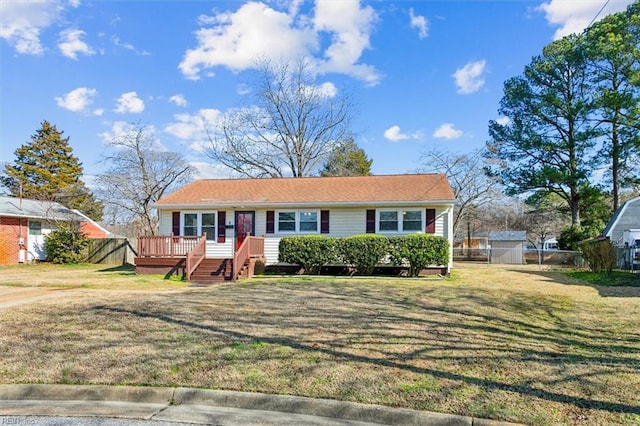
135;234;265;283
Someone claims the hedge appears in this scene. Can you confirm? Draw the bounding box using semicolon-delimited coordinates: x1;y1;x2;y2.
278;235;338;274
389;234;449;277
336;234;390;275
278;234;449;276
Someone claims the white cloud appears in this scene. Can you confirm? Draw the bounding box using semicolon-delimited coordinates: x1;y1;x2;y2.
180;2;315;79
452;60;487;95
383;125;421;142
111;35;150;55
169;94;188;107
179;1;380;85
433;123;463;140
189;161;234;179
538;0;634;40
58;28;94;59
114;91;145;114
496;116;510;126
237;83;251;96
0;0;63;55
165;108;222;152
55;87;98;114
409;8;428;39
313;1;380;85
99;121;167;151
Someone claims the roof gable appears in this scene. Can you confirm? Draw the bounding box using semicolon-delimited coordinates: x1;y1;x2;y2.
603;196;640;238
155;174;455;208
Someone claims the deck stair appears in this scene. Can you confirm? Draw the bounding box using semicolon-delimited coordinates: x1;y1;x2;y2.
189;258;234;284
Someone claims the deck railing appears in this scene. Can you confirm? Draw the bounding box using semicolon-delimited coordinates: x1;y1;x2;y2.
137;234;201;257
185;233;207;280
233;234;265;280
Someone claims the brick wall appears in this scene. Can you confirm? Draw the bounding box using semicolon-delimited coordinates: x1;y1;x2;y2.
0;217;28;265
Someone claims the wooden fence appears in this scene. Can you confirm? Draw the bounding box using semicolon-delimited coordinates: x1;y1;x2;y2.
83;238;137;265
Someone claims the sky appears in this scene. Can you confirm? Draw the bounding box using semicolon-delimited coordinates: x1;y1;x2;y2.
0;0;635;184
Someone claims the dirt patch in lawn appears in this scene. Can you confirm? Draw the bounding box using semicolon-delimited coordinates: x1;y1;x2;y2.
0;265;639;425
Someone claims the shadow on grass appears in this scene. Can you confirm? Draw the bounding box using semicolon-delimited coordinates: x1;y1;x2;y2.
97;264;136;274
507;268;640;298
93;288;640;416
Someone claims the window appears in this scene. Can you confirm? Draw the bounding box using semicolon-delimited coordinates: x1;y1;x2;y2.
182;212;216;241
377;209;424;233
379;211;398;231
299;211;318;232
201;213;216;241
276;210;320;233
278;212;296;232
402;210;422;231
29;221;42;235
183;213;198;236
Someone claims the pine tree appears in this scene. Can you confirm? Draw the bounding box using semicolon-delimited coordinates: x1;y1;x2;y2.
319;139;372;177
1;121;103;221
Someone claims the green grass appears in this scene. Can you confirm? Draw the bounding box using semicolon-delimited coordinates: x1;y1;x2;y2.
0;264;639;425
566;270;640;287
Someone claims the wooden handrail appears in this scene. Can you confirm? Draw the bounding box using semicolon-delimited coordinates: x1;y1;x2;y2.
186;233;207;281
137;234;200;257
233;234;265;280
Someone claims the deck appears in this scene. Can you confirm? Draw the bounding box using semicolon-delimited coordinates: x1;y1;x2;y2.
135;234;265;282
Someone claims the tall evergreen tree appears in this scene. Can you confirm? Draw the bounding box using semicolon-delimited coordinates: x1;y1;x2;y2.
319;139;372;177
1;121;103;221
485;36;599;226
584;2;640;210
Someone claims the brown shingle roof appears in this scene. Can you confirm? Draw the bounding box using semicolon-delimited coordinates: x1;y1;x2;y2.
155;174;455;207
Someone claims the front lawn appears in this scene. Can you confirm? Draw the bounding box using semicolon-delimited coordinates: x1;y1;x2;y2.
0;264;639;425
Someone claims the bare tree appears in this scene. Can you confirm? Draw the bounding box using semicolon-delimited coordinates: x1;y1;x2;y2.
206;58;353;177
419;148;502;235
96;124;195;236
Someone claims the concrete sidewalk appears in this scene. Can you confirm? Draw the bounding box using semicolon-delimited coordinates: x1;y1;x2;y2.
0;384;520;425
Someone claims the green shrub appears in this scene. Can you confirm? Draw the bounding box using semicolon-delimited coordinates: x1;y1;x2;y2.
580;239;617;273
558;226;590;251
389;234;449;277
336;234;390;275
278;235;338;274
44;224;89;264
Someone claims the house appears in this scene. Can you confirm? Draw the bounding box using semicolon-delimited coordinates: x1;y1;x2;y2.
601;196;640;270
602;196;640;246
0;195;110;264
137;174;456;282
489;231;527;264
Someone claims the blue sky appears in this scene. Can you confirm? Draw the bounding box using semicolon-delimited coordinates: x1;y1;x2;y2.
0;0;634;183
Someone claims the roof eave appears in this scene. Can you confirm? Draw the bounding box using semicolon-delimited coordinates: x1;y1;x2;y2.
154;200;456;210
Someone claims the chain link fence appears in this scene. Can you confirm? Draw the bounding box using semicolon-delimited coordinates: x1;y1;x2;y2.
453;248;583;267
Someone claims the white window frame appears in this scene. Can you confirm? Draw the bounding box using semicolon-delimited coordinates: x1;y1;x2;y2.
376;209;425;233
276;210;320;233
181;211;217;241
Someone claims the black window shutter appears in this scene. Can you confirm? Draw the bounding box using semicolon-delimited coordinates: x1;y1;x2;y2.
217;211;226;243
320;210;330;234
172;212;180;235
366;209;375;233
266;210;275;234
425;209;436;234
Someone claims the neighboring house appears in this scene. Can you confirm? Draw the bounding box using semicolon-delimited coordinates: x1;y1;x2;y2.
489;231;527;264
602;196;640;246
139;174;456;281
0;196;110;264
454;233;489;249
601;196;640;270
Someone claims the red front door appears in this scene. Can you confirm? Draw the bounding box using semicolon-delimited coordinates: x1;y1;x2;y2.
235;211;255;250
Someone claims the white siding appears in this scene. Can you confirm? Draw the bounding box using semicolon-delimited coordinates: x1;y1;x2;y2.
158;205;454;268
158;210;173;235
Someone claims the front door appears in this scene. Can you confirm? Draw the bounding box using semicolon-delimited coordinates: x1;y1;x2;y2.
235;211;255;250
